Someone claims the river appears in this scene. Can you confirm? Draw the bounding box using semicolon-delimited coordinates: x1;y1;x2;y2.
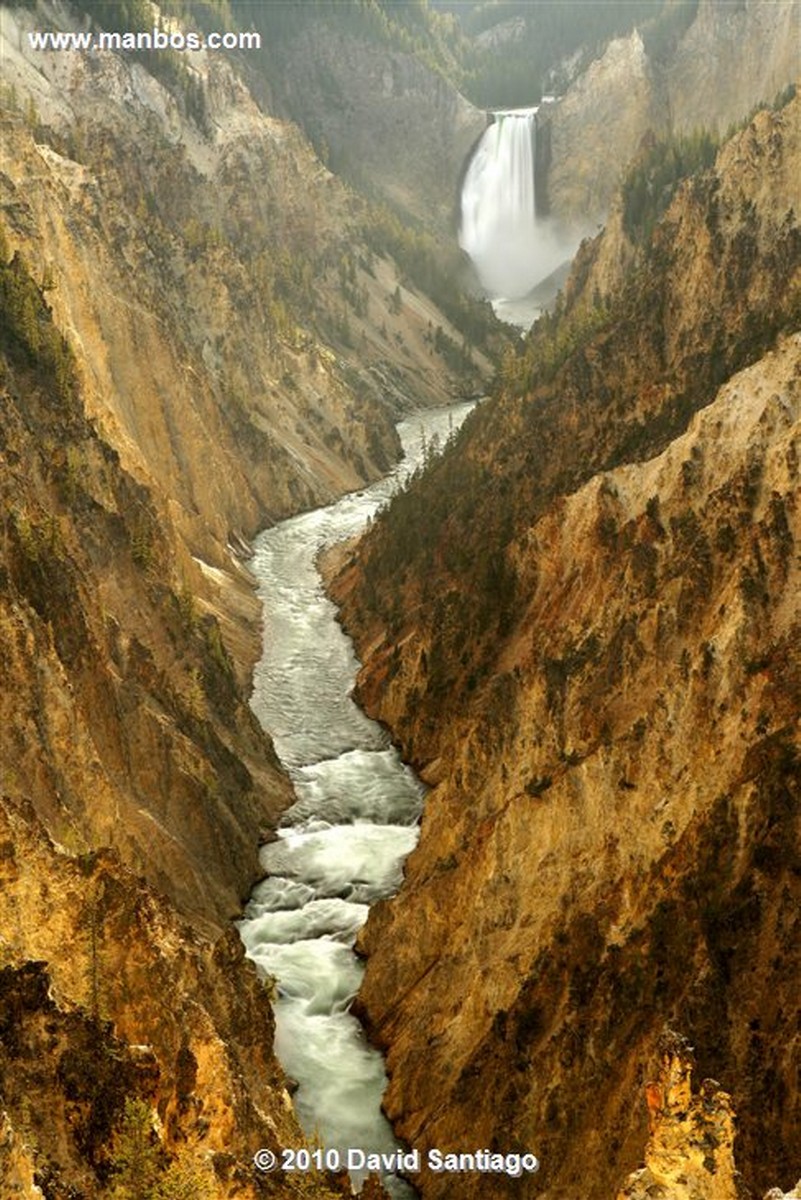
237;402;474;1197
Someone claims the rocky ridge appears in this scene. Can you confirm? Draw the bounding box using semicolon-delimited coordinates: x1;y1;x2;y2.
331;97;801;1198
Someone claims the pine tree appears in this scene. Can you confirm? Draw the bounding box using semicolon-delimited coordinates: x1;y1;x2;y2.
107;1099;162;1199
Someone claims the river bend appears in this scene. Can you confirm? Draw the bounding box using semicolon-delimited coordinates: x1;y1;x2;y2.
238;404;473;1196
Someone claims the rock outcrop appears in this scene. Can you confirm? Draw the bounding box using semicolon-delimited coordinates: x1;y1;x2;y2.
332;97;801;1198
617;1032;742;1200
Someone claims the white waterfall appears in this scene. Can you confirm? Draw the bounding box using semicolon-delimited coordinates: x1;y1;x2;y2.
460;107;566;307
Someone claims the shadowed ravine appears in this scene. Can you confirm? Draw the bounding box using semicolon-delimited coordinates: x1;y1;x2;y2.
237;404;474;1197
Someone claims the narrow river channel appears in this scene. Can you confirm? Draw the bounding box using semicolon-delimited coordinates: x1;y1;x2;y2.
238;403;474;1197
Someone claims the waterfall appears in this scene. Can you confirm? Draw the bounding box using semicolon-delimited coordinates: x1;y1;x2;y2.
460;107;565;306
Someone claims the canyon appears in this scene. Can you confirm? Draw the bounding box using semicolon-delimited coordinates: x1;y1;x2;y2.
1;0;799;1197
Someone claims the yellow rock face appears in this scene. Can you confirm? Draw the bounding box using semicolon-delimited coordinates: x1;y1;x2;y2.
618;1034;740;1200
0;795;351;1199
333;98;801;1199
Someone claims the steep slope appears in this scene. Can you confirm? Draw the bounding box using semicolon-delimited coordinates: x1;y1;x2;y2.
0;239;282;926
544;28;663;225
0;248;350;1199
0;2;498;1194
0;0;498;930
235;0;485;233
1;0;495;576
540;0;799;228
667;0;801;136
331;98;801;1198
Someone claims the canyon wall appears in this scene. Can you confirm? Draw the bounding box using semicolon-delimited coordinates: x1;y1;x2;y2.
0;1;496;1193
667;0;801;136
263;22;486;233
544;29;664;229
0;795;355;1200
332;96;801;1198
542;0;799;227
0;143;352;1200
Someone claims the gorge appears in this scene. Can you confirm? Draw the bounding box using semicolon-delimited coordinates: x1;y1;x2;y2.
0;1;799;1198
0;2;497;1195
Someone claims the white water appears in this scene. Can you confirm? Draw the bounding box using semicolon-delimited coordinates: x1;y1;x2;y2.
238;404;474;1196
460;107;572;324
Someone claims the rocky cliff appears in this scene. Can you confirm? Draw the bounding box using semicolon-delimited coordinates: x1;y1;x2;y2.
544;29;663;228
667;0;801;136
1;2;490;566
0;0;495;1193
331;96;801;1198
250;9;486;234
541;0;799;228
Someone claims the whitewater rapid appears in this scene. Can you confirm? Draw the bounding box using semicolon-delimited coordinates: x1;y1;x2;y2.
238;404;473;1197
